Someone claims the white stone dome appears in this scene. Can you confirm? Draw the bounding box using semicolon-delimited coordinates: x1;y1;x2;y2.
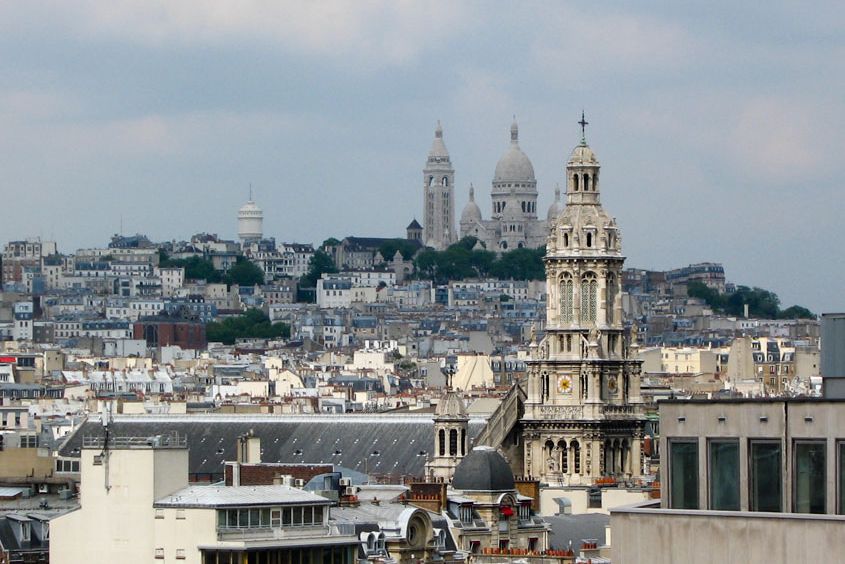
460;185;482;223
494;120;536;183
569;143;598;166
239;200;262;214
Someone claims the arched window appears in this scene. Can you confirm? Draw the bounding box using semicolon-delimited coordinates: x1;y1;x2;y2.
559;440;569;473
461;428;466;456
581;272;598;322
560;275;574;323
566;334;572;352
573;174;579;192
586;233;592;247
572;440;581;474
563;233;569;247
521;201;526;213
449;429;458;456
438;429;445;456
584;174;590;191
428;176;434;187
607;274;616;324
442;177;448;187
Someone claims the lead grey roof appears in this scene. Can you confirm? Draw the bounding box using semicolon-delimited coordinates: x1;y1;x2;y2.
59;414;486;479
154;485;330;508
451;446;515;492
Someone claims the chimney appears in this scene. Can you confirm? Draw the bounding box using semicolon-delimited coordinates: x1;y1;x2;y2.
237;431;261;464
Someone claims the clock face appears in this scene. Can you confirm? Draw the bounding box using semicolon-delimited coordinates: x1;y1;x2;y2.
557;375;572;394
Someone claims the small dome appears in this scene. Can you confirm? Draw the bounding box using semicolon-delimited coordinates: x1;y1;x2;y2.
239;200;261;214
460;185;482;224
569;143;598;166
494;120;535;183
547;184;563;222
452;446;515;491
435;391;467;418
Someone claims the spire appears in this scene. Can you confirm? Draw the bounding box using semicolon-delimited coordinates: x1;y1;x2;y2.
555;183;561;201
578;110;589;146
435;120;443;139
469;183;475;201
249;183;253;202
510;115;519;143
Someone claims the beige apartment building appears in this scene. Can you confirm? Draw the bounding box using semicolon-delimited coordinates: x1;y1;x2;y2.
611;399;845;563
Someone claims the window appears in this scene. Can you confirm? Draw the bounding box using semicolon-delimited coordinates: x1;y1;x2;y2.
749;441;781;512
438;429;445;456
581;273;597;323
155;509;164;519
669;440;699;509
176;508;186;520
155;548;164;559
794;441;826;514
709;440;740;510
449;429;458;456
839;442;845;514
560;276;574;323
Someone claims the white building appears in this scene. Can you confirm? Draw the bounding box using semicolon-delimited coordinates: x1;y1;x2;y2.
238;196;264;244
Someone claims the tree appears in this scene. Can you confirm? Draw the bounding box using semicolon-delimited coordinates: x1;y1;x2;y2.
779;305;815;319
224;257;265;287
160;256;222;283
300;250;338;290
378;238;419;261
206;309;290;344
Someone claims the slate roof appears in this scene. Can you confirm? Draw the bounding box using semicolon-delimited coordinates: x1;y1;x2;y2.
59;414;487;479
155;485;330;508
545;512;609;550
452;446;515;492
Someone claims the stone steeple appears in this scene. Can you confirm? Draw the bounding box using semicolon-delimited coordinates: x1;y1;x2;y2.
521;116;644;486
423;121;456;250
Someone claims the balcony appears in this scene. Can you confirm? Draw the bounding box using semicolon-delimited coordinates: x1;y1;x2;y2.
217;524;334;542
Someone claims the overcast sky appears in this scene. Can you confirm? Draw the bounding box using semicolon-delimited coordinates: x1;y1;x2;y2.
1;1;843;313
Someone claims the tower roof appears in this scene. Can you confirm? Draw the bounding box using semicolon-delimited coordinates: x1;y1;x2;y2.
428;121;450;160
494;119;535;184
435;390;467;419
407;219;423;230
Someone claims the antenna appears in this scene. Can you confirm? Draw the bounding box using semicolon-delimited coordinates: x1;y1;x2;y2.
249;183;253;201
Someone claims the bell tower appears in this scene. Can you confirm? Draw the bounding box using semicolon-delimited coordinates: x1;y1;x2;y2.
423;121;456;250
426;390;468;482
522;114;645;486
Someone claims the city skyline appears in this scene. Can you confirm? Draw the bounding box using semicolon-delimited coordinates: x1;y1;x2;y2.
1;1;843;314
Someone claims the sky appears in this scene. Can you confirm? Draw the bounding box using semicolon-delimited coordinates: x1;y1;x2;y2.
0;1;843;313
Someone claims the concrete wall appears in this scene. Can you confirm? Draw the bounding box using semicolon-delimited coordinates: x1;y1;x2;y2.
660;400;845;514
612;503;845;564
538;486;650;516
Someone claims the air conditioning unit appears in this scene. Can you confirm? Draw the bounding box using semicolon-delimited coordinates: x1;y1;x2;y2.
294;479;305;488
338;477;352;487
344;486;355;496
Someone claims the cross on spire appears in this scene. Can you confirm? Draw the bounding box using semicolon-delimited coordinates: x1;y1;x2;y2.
579;110;589;145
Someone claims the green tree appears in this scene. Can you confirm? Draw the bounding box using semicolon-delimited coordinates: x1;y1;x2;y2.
224;257;265;287
160;256;222;283
378;238;419;261
206;309;290;344
300;250;338;290
779;305;815;319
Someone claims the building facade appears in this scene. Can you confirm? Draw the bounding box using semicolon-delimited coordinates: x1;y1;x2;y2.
522;129;646;485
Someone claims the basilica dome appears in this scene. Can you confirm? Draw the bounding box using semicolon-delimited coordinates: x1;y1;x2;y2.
547;185;563;223
494;120;536;184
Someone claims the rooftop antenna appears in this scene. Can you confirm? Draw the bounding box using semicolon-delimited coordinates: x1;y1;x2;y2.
249;183;253;201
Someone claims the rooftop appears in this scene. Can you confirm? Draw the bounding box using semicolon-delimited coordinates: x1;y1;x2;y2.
155;485;330;508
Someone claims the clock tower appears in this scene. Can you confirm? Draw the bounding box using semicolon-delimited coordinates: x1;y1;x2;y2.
522;115;645;485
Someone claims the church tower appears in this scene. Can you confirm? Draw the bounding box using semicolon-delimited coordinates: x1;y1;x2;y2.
423;122;456;250
522;115;645;485
425;390;469;482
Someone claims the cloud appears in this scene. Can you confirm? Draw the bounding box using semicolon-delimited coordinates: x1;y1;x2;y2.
0;1;470;67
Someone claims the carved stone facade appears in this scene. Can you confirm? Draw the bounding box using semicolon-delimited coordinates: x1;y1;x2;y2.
522;129;646;486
